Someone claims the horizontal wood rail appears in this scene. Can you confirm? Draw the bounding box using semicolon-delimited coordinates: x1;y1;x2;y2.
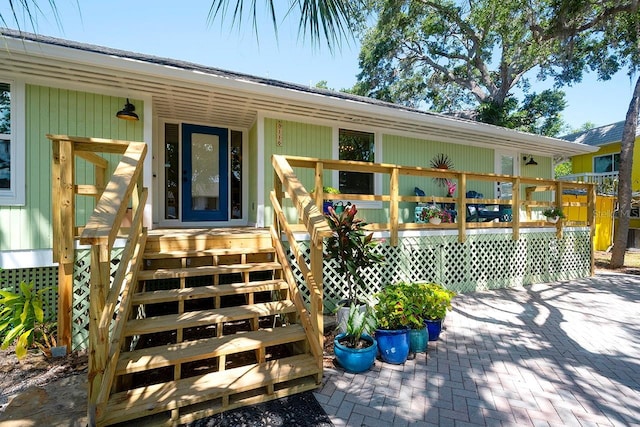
48;135;148;426
273;154;596;245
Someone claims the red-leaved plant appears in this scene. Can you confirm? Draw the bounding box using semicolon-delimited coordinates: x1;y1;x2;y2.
325;204;384;305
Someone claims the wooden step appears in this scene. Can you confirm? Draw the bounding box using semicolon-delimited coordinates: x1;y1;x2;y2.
101;354;319;425
137;261;282;281
143;246;276;259
117;325;307;375
145;229;273;253
125;300;296;336
132;279;289;305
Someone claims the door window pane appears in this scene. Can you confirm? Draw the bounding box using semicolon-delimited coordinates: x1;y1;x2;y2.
230;130;242;219
164;123;179;219
339;129;374;194
498;155;514;199
191;133;220;211
0;83;11;190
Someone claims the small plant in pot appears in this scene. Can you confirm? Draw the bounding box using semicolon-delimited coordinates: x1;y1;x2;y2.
542;207;565;224
374;283;411;364
333;303;378;373
312;186;341;214
399;282;430;354
421;283;456;341
325;204;384;333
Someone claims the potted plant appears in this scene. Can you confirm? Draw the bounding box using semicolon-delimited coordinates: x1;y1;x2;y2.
0;281;65;359
542;206;565;224
325;204;384;333
311;186;341;214
333;303;378;373
401;282;430;353
418;205;453;225
373;283;411;364
421;283;456;341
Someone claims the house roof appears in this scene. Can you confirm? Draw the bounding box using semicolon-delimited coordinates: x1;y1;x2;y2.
0;28;596;157
561;120;640;147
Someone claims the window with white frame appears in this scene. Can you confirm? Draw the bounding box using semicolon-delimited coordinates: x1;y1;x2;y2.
338;128;375;195
593;153;620;173
0;80;24;205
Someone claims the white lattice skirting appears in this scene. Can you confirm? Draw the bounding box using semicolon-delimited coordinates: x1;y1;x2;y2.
2;228;591;350
72;247;124;351
286;228;592;313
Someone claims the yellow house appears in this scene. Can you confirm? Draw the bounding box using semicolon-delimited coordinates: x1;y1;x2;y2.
563;121;640;248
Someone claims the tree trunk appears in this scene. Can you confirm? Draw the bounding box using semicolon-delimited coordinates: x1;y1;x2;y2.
610;75;640;268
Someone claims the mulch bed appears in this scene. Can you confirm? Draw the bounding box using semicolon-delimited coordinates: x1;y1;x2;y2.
183;391;333;427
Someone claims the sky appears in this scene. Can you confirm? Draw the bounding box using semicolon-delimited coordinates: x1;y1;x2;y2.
0;0;635;133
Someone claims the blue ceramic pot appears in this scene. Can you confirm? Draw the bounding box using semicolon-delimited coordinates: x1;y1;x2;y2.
409;327;428;353
334;333;377;373
375;328;410;364
425;319;443;341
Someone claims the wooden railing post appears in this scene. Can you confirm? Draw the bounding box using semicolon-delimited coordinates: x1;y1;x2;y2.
457;173;467;243
310;240;323;379
87;242;111;425
513;178;521;240
273;170;284;231
389;168;399;246
56;138;74;353
556;180;564;238
588;183;596;275
314;162;324;212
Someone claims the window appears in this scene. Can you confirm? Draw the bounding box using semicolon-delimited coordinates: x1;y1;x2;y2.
0;83;10;190
338;129;375;195
594;153;620;173
0;80;24;205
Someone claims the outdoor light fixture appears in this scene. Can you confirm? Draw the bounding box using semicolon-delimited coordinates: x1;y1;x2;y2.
523;156;538;166
116;98;139;121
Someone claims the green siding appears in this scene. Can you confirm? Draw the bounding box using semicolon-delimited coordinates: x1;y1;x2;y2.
263;118;332;225
0;85;143;251
361;134;495;224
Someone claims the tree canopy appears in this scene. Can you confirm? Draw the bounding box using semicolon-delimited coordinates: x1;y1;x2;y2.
352;0;620;135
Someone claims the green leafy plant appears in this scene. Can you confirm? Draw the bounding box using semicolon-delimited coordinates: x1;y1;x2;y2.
323;186;341;195
420;283;456;320
542;207;565;219
0;281;57;359
374;283;412;330
338;303;377;349
325;204;384;305
396;282;430;329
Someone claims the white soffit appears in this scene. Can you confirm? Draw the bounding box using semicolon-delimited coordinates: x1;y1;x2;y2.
0;32;596;157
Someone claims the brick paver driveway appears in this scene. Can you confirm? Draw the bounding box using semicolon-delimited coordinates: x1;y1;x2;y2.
315;273;640;426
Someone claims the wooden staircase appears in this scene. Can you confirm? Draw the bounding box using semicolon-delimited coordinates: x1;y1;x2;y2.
100;230;322;426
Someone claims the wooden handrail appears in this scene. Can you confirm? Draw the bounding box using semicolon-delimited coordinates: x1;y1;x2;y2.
79;142;147;247
273;154;595;244
48;134;148;426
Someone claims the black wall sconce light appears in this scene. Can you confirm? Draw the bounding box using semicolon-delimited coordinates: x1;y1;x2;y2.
523;156;538;166
116;98;139;121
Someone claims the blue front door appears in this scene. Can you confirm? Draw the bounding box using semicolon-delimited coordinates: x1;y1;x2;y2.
182;124;229;221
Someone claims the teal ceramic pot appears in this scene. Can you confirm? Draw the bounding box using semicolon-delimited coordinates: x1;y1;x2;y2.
409;326;428;353
334;333;377;373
